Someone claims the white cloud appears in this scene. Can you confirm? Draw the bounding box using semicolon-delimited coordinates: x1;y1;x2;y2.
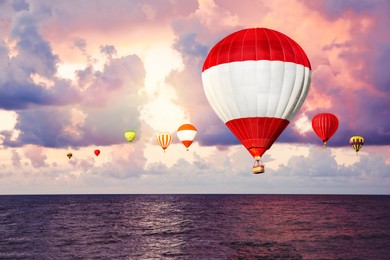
0;110;18;131
23;145;48;168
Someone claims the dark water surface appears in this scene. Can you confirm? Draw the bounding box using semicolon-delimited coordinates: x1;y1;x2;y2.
0;194;389;259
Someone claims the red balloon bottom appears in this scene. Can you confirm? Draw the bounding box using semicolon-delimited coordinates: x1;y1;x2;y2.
181;140;193;149
226;117;289;157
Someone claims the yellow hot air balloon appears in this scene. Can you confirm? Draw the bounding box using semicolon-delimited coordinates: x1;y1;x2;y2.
67;152;73;159
157;132;172;152
350;136;364;154
124;130;136;142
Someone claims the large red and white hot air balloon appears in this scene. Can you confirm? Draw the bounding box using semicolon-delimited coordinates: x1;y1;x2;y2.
177;124;197;151
157;132;173;152
201;28;311;174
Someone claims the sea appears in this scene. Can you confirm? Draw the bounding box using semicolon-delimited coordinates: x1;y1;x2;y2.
0;194;389;259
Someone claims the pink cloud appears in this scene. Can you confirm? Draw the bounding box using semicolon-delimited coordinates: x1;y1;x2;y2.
23;145;48;168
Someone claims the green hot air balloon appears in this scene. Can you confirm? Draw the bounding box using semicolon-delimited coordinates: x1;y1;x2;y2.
124;130;136;142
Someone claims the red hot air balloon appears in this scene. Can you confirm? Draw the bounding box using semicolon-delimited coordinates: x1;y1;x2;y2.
202;28;311;174
94;149;100;156
311;113;339;147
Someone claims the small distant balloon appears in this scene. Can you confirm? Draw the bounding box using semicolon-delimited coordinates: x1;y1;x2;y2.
157;132;172;152
312;113;339;147
124;130;136;142
177;124;197;151
350;136;364;154
94;149;100;156
67;152;73;159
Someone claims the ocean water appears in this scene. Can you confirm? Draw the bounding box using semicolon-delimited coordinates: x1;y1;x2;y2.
0;194;389;259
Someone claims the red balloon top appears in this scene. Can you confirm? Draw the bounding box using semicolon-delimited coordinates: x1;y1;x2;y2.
312;113;339;143
202;28;311;72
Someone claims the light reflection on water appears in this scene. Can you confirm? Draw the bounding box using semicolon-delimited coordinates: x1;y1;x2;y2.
0;194;389;259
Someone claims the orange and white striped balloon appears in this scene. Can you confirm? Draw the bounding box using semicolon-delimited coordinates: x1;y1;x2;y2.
177;124;197;150
157;132;172;152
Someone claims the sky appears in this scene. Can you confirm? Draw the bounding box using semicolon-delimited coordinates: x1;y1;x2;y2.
0;0;389;195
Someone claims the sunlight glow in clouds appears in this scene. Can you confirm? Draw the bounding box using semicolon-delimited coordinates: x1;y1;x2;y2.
293;114;312;135
140;43;187;133
56;63;87;81
0;110;18;131
0;110;19;143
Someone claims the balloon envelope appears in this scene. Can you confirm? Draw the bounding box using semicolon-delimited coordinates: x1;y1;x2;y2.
312;113;339;147
124;130;136;142
157;132;172;151
94;149;100;156
177;124;197;150
202;28;311;159
67;152;72;159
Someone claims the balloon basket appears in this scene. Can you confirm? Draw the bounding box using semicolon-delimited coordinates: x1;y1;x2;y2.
253;156;265;174
253;165;265;174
